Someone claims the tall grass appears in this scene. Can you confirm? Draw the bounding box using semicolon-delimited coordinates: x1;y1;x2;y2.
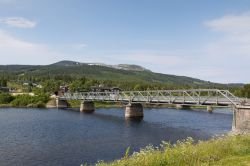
96;134;250;166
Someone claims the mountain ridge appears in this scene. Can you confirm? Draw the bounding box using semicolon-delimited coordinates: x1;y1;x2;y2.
50;60;150;72
0;60;244;87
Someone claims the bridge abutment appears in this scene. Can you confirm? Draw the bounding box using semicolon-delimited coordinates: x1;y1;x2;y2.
80;101;95;113
46;98;57;108
125;103;143;118
207;106;213;113
56;98;68;108
232;106;250;134
176;104;191;110
176;104;183;109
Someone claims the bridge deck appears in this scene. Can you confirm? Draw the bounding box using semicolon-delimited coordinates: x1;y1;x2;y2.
61;89;243;107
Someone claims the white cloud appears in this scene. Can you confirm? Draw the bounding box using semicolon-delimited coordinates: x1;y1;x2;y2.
199;11;250;83
204;12;250;35
203;12;250;58
0;30;63;64
0;17;36;28
111;12;250;83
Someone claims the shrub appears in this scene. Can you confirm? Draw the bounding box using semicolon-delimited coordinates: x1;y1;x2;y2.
11;94;50;107
0;92;14;104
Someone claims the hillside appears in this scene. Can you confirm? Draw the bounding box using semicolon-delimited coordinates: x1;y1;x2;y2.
0;60;235;87
50;60;149;71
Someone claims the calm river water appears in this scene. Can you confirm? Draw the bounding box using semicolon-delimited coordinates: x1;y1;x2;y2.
0;107;232;166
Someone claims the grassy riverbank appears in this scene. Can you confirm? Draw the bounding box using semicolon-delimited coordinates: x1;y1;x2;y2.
96;134;250;166
67;100;124;108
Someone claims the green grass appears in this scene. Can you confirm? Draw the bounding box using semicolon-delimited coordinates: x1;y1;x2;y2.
67;100;124;108
94;101;123;108
96;134;250;166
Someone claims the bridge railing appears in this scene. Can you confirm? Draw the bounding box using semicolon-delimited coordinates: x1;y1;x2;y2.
61;89;242;106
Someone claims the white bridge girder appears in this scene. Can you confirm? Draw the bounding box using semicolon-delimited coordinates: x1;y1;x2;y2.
60;89;242;107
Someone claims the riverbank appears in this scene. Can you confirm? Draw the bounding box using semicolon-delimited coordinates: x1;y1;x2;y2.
0;93;50;108
0;104;46;108
67;100;225;110
97;135;250;166
0;104;12;108
67;100;124;108
1;100;228;111
96;134;250;166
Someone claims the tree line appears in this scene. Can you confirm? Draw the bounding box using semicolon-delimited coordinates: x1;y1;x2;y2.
0;75;249;98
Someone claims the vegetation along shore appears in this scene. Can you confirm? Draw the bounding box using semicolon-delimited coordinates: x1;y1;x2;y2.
95;134;250;166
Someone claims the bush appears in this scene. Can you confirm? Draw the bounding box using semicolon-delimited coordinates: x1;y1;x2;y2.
241;84;250;98
0;93;14;104
11;94;50;107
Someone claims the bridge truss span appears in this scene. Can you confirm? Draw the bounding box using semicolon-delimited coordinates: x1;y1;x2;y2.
61;89;242;107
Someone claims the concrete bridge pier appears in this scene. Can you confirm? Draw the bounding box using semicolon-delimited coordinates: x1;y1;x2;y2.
80;101;95;113
125;103;143;119
56;98;68;108
207;106;213;113
232;106;250;134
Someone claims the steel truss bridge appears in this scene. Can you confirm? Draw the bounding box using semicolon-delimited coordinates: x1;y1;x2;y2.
61;89;243;107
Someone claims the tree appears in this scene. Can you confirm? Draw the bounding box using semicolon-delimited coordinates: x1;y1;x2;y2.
0;78;7;87
69;77;88;92
240;84;250;98
41;80;62;93
0;93;14;104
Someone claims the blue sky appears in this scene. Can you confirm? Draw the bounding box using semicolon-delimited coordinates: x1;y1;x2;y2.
0;0;250;83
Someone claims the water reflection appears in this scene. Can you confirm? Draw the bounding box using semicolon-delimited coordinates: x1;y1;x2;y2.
125;117;143;124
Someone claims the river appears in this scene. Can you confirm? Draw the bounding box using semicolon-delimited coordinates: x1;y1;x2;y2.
0;107;233;166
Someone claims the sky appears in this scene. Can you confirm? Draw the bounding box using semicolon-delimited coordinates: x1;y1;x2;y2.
0;0;250;83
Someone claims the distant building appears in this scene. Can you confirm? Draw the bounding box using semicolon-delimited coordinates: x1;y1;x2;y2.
59;86;69;93
55;85;69;96
23;82;42;88
91;86;121;93
11;92;35;96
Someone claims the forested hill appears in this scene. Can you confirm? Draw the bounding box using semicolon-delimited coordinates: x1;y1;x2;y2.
0;60;240;88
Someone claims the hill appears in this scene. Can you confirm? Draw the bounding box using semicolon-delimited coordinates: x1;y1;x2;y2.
50;60;149;71
0;60;240;88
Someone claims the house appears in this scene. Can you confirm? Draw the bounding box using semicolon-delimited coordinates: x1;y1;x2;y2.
54;85;69;96
59;85;69;93
23;82;42;88
91;86;122;93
